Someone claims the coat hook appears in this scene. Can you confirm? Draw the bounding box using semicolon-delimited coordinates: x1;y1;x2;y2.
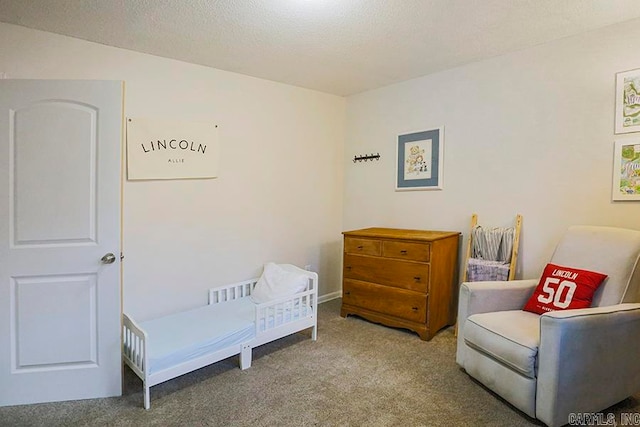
353;153;381;163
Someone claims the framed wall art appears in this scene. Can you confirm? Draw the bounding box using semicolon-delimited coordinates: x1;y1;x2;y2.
127;117;219;180
615;68;640;134
612;139;640;201
395;127;443;191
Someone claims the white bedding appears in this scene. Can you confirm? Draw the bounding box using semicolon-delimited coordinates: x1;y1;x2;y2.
139;296;312;374
140;297;255;374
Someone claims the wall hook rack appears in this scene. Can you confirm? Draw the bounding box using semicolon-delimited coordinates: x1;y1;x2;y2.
353;153;381;163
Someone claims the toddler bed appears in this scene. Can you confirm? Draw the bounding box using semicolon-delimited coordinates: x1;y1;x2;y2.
122;263;318;409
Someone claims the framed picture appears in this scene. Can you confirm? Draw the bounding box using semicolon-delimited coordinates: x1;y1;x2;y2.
126;117;219;180
612;139;640;201
396;127;443;191
615;68;640;134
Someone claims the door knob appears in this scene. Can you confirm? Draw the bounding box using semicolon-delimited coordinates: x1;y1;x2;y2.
101;253;116;264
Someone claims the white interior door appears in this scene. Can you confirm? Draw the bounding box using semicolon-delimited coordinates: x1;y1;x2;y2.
0;80;123;406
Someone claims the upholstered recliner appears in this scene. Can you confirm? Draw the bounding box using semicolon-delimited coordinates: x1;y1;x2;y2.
456;226;640;427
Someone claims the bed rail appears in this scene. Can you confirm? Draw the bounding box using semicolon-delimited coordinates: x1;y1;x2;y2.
122;313;151;409
208;279;257;304
254;270;318;342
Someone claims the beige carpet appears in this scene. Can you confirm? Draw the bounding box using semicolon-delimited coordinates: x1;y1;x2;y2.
1;299;638;426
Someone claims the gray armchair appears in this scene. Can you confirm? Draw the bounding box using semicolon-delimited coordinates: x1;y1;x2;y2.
456;226;640;427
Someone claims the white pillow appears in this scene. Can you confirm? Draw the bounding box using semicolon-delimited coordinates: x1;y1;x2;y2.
250;263;308;304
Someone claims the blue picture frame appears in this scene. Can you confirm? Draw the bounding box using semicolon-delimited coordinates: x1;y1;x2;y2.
395;127;443;191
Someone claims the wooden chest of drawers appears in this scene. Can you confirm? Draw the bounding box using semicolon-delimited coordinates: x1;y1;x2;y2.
340;228;460;340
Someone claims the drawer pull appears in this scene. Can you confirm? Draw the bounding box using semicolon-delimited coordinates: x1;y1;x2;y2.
346;266;352;271
400;250;407;255
344;291;351;296
357;245;363;250
414;276;421;282
411;307;419;312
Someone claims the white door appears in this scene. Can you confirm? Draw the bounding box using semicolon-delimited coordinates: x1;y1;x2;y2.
0;80;123;406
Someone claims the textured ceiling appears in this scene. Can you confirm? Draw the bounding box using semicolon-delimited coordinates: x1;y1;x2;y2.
2;0;640;96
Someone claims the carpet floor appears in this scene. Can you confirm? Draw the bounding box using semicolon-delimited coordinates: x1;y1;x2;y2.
1;298;638;426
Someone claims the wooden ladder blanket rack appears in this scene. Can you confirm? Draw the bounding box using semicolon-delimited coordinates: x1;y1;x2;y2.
463;213;522;282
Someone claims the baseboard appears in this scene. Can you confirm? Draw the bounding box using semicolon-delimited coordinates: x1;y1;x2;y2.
318;291;341;304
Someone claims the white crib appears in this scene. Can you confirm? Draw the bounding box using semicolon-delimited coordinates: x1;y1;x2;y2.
122;265;318;409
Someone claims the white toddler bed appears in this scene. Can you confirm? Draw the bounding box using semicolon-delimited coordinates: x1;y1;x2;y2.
122;264;318;409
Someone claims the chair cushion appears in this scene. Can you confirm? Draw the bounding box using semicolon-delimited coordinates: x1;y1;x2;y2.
523;263;607;315
464;310;540;378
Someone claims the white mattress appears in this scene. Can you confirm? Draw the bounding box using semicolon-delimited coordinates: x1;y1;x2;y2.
140;297;256;374
140;297;312;374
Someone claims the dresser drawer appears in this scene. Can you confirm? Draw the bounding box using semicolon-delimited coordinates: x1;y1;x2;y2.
343;279;427;323
344;237;381;256
343;254;429;292
382;240;430;262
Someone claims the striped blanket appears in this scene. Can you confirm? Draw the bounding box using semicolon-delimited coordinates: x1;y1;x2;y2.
467;225;515;281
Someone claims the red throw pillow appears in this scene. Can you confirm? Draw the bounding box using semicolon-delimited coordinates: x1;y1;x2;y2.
523;263;608;315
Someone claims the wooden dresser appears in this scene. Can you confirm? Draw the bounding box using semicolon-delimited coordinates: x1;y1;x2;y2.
340;228;460;340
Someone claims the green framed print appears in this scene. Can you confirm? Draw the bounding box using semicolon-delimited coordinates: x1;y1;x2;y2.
615;68;640;134
612;139;640;201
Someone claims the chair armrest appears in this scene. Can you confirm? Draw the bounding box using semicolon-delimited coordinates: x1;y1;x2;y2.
536;303;640;427
457;279;538;320
456;279;538;366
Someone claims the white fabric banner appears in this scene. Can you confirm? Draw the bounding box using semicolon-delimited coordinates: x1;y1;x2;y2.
126;118;219;180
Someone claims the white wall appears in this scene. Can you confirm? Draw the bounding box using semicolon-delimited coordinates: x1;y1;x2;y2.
5;17;640;320
0;23;345;321
345;19;640;280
